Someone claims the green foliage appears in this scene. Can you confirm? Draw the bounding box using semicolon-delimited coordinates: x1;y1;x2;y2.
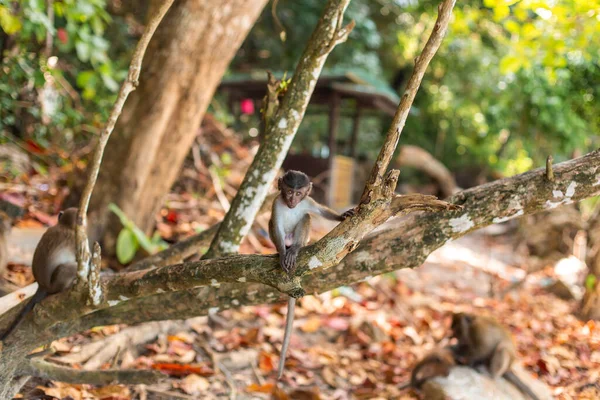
397;0;599;173
109;203;168;264
0;0;130;148
233;0;600;176
586;274;597;292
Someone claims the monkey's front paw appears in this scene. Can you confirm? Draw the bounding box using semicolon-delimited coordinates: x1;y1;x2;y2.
342;208;356;219
282;251;297;275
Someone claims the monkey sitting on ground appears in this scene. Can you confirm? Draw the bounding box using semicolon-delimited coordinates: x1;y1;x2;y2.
398;345;458;390
450;312;540;400
0;208;79;342
269;170;355;379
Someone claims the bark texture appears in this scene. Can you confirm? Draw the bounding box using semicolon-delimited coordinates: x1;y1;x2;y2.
87;0;268;251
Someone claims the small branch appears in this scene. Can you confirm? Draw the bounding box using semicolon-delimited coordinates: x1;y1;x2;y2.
88;242;102;306
75;0;174;285
546;155;554;181
319;10;355;56
205;0;354;258
44;0;54;58
22;358;165;385
261;71;281;133
361;0;456;201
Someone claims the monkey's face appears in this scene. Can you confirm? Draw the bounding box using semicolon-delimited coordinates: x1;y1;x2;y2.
281;183;310;209
450;312;473;341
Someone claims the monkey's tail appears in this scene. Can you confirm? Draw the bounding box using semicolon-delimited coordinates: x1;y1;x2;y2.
277;297;296;380
0;287;47;342
504;370;541;400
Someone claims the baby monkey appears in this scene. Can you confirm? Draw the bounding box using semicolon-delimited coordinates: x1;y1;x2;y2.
269;170;355;379
398;346;458;390
450;312;540;400
0;208;79;342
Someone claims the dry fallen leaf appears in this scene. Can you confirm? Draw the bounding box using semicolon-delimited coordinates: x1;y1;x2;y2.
259;351;275;373
176;374;210;395
151;362;214;377
246;382;275;393
88;384;131;400
301;316;322;333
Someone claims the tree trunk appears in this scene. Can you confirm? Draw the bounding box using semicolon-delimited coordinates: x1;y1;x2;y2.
86;0;268;251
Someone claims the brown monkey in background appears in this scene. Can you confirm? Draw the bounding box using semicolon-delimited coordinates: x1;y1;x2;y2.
398;346;458;390
450;312;540;400
0;208;79;342
269;170;355;379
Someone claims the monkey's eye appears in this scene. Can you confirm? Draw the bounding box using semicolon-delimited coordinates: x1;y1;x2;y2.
295;192;301;196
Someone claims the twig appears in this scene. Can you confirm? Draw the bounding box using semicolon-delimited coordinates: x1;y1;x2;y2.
75;0;174;296
271;0;286;42
218;361;237;400
546;155;555;181
361;0;456;201
44;0;54;58
208;166;230;212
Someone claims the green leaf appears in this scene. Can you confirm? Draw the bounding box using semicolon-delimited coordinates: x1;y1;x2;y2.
499;55;521;74
586;274;597;292
108;203;159;254
76;70;96;88
100;73;119;92
75;41;91;62
116;228;138;264
0;6;22;34
493;5;510;20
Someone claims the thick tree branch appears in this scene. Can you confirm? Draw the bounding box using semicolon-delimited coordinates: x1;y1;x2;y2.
21;358;165;385
362;0;456;199
205;0;354;258
75;0;174;299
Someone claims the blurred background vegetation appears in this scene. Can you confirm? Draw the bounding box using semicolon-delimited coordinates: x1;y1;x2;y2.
1;0;598;176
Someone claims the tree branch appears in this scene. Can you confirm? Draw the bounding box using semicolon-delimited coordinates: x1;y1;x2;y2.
361;0;456;200
21;358;165;385
205;0;355;258
74;0;174;291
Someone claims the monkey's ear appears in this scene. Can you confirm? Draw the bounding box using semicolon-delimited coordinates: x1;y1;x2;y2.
278;177;283;191
58;211;64;220
307;182;313;196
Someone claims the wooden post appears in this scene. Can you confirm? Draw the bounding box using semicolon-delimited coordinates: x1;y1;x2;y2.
327;93;341;206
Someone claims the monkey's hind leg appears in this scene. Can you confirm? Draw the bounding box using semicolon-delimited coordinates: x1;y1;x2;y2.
48;262;78;293
282;215;311;275
489;343;512;379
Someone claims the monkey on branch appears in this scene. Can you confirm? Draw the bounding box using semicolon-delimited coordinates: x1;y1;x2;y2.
269;170;355;379
0;208;79;343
